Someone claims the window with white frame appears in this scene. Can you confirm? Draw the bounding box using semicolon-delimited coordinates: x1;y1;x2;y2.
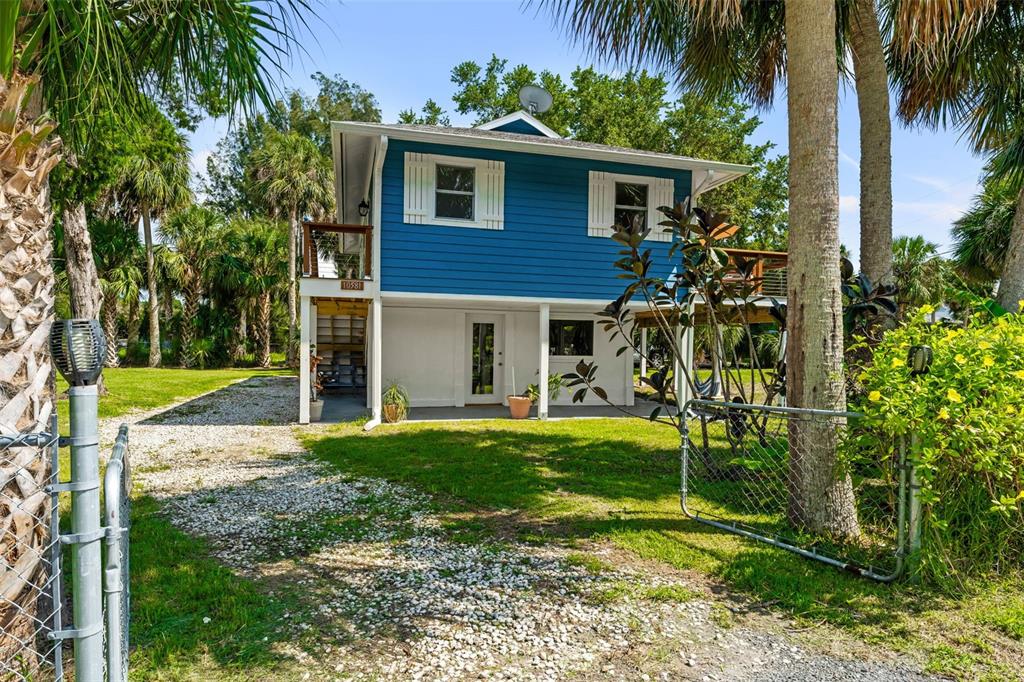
435;163;475;220
404;152;505;230
549;320;594;356
588;171;675;242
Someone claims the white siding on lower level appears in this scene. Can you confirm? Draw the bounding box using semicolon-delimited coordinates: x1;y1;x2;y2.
381;304;630;408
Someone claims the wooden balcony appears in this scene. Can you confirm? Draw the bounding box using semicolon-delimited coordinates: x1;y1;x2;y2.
302;222;373;290
722;248;788;298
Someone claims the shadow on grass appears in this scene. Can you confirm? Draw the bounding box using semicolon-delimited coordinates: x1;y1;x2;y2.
303;421;941;636
129;495;298;678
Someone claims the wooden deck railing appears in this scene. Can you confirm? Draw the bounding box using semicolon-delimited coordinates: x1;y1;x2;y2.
721;248;788;297
302;222;373;287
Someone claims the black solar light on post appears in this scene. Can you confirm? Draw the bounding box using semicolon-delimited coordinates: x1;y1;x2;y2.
49;319;106;681
904;344;932;566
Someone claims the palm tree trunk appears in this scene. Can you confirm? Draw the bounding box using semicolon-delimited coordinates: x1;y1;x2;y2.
126;292;141;362
0;71;62;671
995;185;1024;311
257;292;272;368
179;284;200;367
286;205;298;366
850;0;893;286
101;292;120;367
784;0;861;539
232;304;248;364
63;199;104;318
141;204;161;367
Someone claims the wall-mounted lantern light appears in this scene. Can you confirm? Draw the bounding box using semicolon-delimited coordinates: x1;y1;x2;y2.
907;345;933;377
358;199;370;218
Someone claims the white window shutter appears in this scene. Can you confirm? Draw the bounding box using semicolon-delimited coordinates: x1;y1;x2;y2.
648;177;675;242
403;152;432;224
477;160;505;230
588;171;614;237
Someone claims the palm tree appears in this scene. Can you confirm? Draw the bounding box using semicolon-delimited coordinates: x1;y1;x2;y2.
543;0;860;535
0;73;61;665
159;206;226;366
541;0;894;285
91;218;144;367
223;218;289;368
952;176;1019;287
247;128;334;365
115;113;193;367
888;1;1024;310
892;235;948;314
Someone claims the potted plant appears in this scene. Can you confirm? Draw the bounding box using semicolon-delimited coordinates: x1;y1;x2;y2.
507;372;564;419
310;351;324;422
381;382;410;423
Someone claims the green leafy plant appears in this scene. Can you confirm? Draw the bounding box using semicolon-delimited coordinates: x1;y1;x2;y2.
857;303;1024;588
524;373;565;404
381;382;410;422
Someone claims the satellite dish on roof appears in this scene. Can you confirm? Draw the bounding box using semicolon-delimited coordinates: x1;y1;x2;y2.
518;85;553;115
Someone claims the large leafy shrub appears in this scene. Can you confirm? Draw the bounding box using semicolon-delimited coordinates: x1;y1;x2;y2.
857;305;1024;587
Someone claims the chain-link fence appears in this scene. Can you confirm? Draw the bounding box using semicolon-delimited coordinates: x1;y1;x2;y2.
0;414;64;681
682;399;908;581
103;425;130;682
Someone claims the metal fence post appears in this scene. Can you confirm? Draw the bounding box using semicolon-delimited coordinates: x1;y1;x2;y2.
103;425;131;682
67;385;104;681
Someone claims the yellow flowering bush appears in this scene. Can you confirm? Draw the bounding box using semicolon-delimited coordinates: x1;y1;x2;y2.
858;307;1024;586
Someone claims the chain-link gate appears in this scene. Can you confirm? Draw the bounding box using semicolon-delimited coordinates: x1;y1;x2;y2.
682;399;908;581
103;425;130;682
2;414;131;681
0;414;64;681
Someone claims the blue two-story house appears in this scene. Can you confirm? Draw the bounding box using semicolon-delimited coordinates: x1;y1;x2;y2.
297;110;757;425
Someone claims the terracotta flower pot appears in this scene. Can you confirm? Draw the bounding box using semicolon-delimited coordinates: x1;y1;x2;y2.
382;404;404;423
507;396;532;419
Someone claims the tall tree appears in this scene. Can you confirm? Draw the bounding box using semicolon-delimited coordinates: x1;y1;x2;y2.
784;0;861;537
892;235;948;313
223;218;288;368
91;218;144;367
115;112;193;367
952;175;1020;287
247;129;334;365
850;0;893;284
888;0;1024;310
159;206;226;366
0;73;61;665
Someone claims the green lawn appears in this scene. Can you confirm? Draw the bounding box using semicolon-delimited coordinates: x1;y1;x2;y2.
305;418;1023;681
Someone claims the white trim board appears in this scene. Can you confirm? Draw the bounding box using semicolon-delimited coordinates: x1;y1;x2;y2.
476;111;562;139
333;121;751;181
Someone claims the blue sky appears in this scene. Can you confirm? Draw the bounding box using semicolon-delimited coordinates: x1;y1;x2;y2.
191;0;985;261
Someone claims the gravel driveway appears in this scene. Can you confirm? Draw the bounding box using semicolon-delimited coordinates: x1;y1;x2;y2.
102;375;939;682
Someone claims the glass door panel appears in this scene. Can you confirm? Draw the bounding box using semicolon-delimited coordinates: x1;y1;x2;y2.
471;322;495;395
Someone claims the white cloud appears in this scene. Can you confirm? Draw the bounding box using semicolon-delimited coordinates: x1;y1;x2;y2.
191;148;213;176
839;195;859;212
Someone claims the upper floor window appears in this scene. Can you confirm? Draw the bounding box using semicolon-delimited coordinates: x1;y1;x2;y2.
614;182;648;230
435;164;476;221
404;152;505;230
588;171;675;242
550;320;594;356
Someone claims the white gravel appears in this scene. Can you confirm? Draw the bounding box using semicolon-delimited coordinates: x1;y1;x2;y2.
101;375;937;681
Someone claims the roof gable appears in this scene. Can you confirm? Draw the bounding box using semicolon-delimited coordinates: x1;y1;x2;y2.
476;111;561;138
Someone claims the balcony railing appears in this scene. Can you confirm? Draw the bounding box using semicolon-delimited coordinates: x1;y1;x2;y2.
302;222;372;288
722;248;788;298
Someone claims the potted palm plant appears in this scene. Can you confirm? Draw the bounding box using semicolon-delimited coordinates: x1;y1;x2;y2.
309;351;324;422
508;372;564;419
382;382;410;423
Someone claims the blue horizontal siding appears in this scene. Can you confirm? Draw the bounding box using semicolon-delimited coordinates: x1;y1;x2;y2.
380;139;690;300
491;119;549;135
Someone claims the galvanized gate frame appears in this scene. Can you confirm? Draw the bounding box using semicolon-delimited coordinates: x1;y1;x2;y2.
103;424;131;682
680;399;910;582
